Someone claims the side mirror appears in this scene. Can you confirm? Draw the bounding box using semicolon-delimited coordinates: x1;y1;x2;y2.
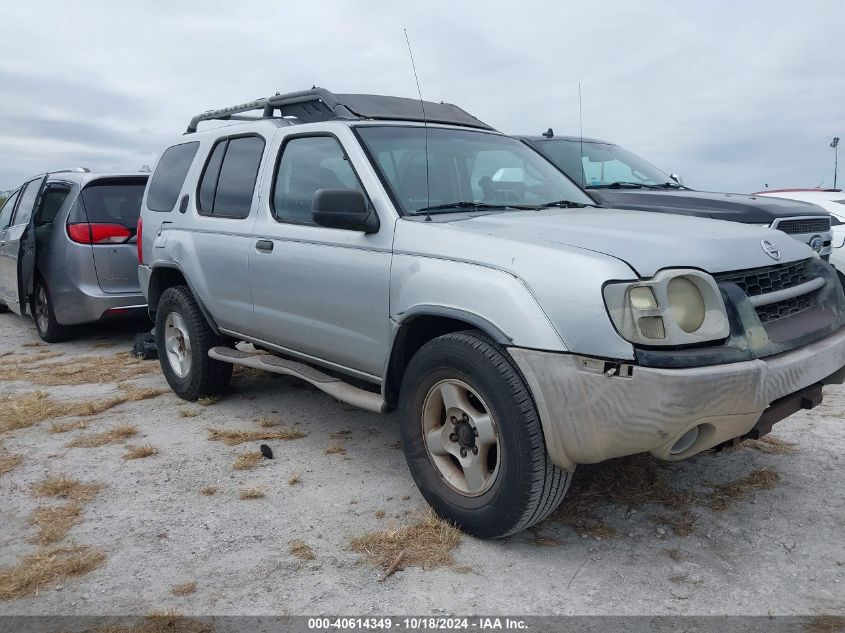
312;189;379;233
670;173;683;185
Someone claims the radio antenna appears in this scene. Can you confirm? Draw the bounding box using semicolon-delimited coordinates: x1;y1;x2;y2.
578;81;585;188
403;28;431;220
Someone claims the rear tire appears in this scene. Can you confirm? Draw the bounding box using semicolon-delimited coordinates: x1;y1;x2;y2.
398;330;572;539
155;285;232;401
31;278;73;343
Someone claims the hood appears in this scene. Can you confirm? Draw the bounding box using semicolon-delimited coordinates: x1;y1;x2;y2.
587;188;829;224
447;207;813;277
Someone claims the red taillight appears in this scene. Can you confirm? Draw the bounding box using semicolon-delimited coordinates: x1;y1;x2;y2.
137;217;144;264
67;223;132;245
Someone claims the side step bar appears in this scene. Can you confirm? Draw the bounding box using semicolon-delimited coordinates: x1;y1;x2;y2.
208;347;386;413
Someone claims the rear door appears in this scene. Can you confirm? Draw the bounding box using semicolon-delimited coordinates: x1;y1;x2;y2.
0;176;46;314
0;188;21;306
69;177;147;294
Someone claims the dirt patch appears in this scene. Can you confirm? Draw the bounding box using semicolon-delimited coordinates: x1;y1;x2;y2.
123;445;158;460
289;540;316;561
206;427;305;445
69;424;138;449
348;511;461;572
232;451;263;470
29;503;83;545
0;545;105;600
32;475;103;503
0;453;23;476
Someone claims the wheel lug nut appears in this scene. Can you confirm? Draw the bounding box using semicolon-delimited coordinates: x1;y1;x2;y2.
460;447;467;458
450;416;458;425
449;433;459;442
471;446;478;455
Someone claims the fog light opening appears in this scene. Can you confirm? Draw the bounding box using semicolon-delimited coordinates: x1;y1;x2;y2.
670;426;700;455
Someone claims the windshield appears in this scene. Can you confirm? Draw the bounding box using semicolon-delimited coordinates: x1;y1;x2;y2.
356;126;594;215
530;139;675;189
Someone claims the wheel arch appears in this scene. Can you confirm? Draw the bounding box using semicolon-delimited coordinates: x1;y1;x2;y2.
383;307;511;408
148;265;220;335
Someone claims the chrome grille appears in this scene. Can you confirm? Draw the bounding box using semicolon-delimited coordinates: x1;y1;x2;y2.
715;259;819;324
775;218;831;235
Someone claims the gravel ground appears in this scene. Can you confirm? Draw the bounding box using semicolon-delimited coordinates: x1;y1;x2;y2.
0;311;843;618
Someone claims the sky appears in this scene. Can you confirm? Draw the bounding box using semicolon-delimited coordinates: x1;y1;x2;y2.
0;0;842;194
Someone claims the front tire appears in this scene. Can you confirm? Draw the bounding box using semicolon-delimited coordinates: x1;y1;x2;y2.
155;285;232;401
398;330;572;538
31;278;72;343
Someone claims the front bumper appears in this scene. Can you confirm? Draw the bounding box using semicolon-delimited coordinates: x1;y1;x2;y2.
508;325;845;471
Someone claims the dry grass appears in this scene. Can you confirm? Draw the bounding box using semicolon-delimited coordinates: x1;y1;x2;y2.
375;511;386;519
650;510;698;537
325;444;346;455
255;416;281;427
239;487;265;500
0;545;105;600
232;451;263;470
804;616;845;633
49;420;88;433
287;472;301;486
123;445;158;460
200;486;218;496
29;503;83;545
207;427;305;445
663;548;684;562
330;429;351;440
179;409;200;418
21;341;45;348
197;395;220;406
0;351;159;386
0;388;166;433
743;435;797;455
171;580;197;596
706;468;780;511
32;475;103;502
0;454;23;476
348;511;461;571
91;611;213;633
289;540;316;560
69;424;138;448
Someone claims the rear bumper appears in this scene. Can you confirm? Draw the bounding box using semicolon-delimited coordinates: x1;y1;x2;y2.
52;282;147;325
508;325;845;471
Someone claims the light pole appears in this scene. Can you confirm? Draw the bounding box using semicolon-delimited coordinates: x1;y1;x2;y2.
832;137;840;189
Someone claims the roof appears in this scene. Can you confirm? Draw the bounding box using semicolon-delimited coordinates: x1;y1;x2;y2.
45;171;148;186
186;87;494;133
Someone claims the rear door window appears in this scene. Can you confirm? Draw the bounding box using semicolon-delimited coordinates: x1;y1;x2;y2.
147;141;200;212
0;189;20;230
12;178;42;226
197;135;265;218
78;180;147;229
35;185;71;226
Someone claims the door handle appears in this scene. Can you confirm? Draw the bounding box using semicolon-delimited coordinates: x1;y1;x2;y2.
255;240;274;252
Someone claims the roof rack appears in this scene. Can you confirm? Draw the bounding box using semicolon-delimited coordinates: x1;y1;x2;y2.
185;87;494;133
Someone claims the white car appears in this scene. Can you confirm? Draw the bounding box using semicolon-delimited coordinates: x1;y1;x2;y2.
756;188;845;280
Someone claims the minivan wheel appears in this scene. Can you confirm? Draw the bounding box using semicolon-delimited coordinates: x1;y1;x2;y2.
398;330;572;539
31;279;72;343
155;285;232;401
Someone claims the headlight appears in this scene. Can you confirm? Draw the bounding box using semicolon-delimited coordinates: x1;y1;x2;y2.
603;269;729;346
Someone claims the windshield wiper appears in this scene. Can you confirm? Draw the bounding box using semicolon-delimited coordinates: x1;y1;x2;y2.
538;199;593;209
414;201;535;214
586;181;663;190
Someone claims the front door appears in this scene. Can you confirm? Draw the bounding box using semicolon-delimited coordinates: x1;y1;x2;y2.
0;176;46;315
249;130;393;379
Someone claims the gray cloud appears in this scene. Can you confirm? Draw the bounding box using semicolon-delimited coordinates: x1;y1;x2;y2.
0;0;842;193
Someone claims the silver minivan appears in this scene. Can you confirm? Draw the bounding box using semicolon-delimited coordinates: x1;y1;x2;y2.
0;170;148;341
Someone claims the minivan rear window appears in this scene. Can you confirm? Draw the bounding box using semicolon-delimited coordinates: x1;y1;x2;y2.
78;180;147;228
147;141;200;212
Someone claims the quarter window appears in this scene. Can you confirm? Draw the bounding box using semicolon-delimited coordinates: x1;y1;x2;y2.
147;142;200;212
197;135;265;218
272;136;365;225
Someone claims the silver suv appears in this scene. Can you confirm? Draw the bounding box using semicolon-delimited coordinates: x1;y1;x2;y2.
138;89;845;538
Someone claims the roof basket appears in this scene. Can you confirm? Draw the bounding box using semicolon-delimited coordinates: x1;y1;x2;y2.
185;87;494;133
